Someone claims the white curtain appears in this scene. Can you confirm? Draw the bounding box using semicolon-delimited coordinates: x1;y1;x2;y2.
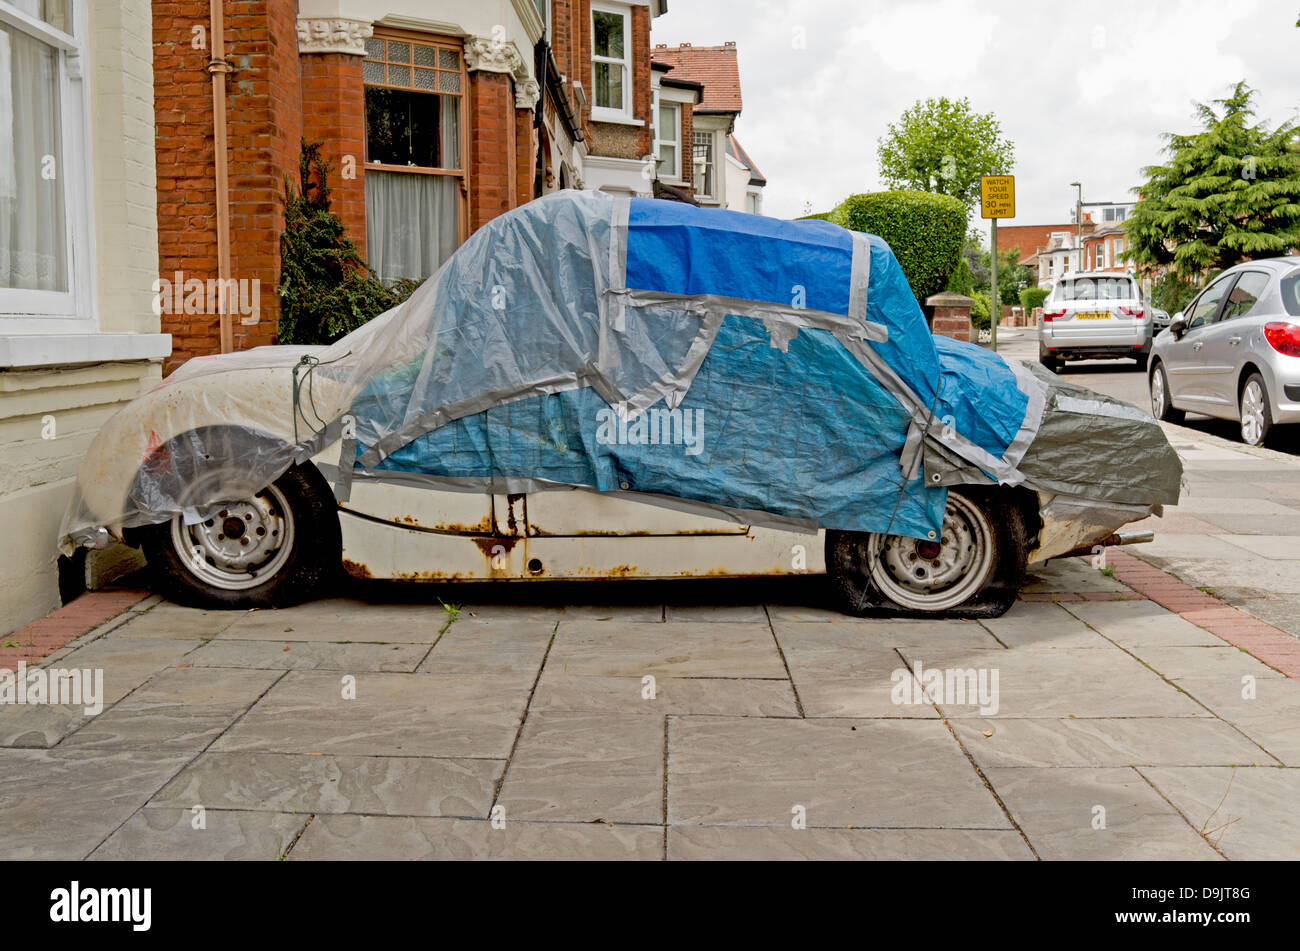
365;170;459;283
0;22;67;292
440;95;459;170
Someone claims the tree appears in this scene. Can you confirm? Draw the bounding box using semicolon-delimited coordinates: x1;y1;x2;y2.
278;140;417;345
1126;81;1300;281
877;97;1016;211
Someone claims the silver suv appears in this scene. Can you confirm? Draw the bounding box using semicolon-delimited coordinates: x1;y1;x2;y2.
1149;257;1300;446
1038;272;1152;372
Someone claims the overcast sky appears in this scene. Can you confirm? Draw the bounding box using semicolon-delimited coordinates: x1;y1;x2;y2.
652;0;1300;231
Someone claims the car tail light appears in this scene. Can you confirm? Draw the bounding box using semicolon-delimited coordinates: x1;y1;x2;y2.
1264;322;1300;357
1043;308;1066;322
1120;306;1145;319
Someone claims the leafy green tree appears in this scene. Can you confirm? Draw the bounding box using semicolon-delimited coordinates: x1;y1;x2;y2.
1126;81;1300;280
278;140;418;345
877;97;1016;211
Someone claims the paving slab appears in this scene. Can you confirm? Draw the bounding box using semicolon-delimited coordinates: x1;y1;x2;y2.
663;605;770;623
952;718;1277;768
895;647;1209;718
288;814;661;860
982;766;1221;860
1138;766;1300;860
1171;677;1300;765
415;619;553;677
216;601;450;643
545;620;787;678
530;672;798;717
0;749;190;860
1218;535;1300;560
109;604;246;639
149;750;501;818
773;618;1002;650
667;826;1034;860
496;712;664;824
769;641;935;718
1062;600;1225;648
211;671;532;758
1126;645;1288;683
60;666;283;752
89;808;309;861
980;601;1116;649
668;717;1007;829
185;639;427;672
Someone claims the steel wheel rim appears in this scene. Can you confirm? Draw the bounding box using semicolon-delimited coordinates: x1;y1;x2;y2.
1241;381;1265;445
169;484;295;591
1151;369;1166;417
866;493;995;611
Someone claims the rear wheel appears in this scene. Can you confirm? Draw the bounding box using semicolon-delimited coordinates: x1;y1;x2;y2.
1133;352;1149;372
826;488;1030;619
1240;373;1273;447
1150;362;1184;423
139;463;340;609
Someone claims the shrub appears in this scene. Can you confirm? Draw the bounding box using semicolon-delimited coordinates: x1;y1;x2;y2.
969;291;992;331
278;140;418;346
829;190;967;304
1019;286;1050;315
1149;271;1202;316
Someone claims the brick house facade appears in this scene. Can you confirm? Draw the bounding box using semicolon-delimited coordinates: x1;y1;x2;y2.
152;0;668;374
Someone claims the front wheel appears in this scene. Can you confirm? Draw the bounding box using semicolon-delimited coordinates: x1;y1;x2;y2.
1240;373;1274;447
826;487;1030;619
1150;362;1184;423
139;463;341;609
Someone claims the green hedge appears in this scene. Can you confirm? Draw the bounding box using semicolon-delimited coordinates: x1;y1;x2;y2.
829;190;967;303
1019;286;1050;315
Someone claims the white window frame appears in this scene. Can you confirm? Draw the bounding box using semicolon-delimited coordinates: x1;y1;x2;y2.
590;2;632;121
0;1;93;328
654;97;681;181
693;130;716;200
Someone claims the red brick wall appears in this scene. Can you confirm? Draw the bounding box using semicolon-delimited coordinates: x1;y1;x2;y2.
469;70;516;231
153;1;219;372
516;107;535;208
630;4;651;156
152;0;301;374
300;52;367;257
680;102;694;189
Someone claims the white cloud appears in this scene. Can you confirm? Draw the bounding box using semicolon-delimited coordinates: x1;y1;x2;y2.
651;0;1296;226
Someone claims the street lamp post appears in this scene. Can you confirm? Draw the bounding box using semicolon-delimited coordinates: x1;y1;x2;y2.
1071;181;1083;273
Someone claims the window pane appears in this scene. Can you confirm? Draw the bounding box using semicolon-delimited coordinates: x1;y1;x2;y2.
365;37;385;59
0;23;67;292
439;48;460;70
365;87;460;169
693;132;714;196
386;41;410;63
438;70;460;94
362;59;384;83
1220;271;1270;322
365;170;460;281
658;104;676;143
413;44;436;67
657;143;676;175
593;61;622;110
593;11;624;58
387;64;410;87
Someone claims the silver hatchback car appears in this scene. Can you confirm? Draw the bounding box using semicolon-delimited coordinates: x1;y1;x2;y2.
1149;257;1300;446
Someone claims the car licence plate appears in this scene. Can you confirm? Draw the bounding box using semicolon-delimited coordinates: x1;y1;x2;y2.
1075;312;1111;319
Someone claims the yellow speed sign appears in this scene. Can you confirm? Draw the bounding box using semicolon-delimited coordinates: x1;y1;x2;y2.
980;176;1015;220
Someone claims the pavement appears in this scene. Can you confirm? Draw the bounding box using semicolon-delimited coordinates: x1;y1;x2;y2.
2;330;1299;861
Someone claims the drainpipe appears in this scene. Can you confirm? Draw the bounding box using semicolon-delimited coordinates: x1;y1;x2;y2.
208;0;233;353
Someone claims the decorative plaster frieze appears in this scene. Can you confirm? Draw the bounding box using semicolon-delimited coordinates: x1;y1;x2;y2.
464;35;527;76
515;78;540;110
296;17;373;56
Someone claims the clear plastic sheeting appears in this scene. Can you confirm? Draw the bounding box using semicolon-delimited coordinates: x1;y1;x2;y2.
59;190;1181;555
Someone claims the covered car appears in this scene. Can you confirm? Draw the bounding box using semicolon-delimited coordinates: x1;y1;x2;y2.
60;191;1182;617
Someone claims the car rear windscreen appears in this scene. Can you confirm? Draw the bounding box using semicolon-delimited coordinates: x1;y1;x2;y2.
1054;277;1138;302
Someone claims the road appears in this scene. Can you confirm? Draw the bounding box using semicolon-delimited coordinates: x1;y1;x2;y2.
995;331;1300;453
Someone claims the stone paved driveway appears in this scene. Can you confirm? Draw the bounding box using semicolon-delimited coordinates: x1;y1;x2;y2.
2;558;1297;860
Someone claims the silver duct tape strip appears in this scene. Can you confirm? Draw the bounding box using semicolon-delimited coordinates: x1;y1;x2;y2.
612;288;890;344
1054;394;1155;423
334;436;357;503
848;232;871;323
617;310;724;418
608;196;630;333
344;469;823;535
999;357;1051;472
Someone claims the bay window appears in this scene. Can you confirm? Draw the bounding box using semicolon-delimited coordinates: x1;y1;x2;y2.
363;31;467;283
656;101;681;180
0;0;89;322
591;3;630;119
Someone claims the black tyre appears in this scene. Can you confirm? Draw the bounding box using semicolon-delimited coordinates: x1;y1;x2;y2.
1239;372;1274;447
1133;352;1149;372
826;487;1031;619
1149;361;1184;423
138;463;341;609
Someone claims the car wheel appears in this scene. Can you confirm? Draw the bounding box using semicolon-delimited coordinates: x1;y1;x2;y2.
1149;362;1184;424
1134;352;1149;372
138;463;341;609
825;487;1029;619
1239;373;1274;447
